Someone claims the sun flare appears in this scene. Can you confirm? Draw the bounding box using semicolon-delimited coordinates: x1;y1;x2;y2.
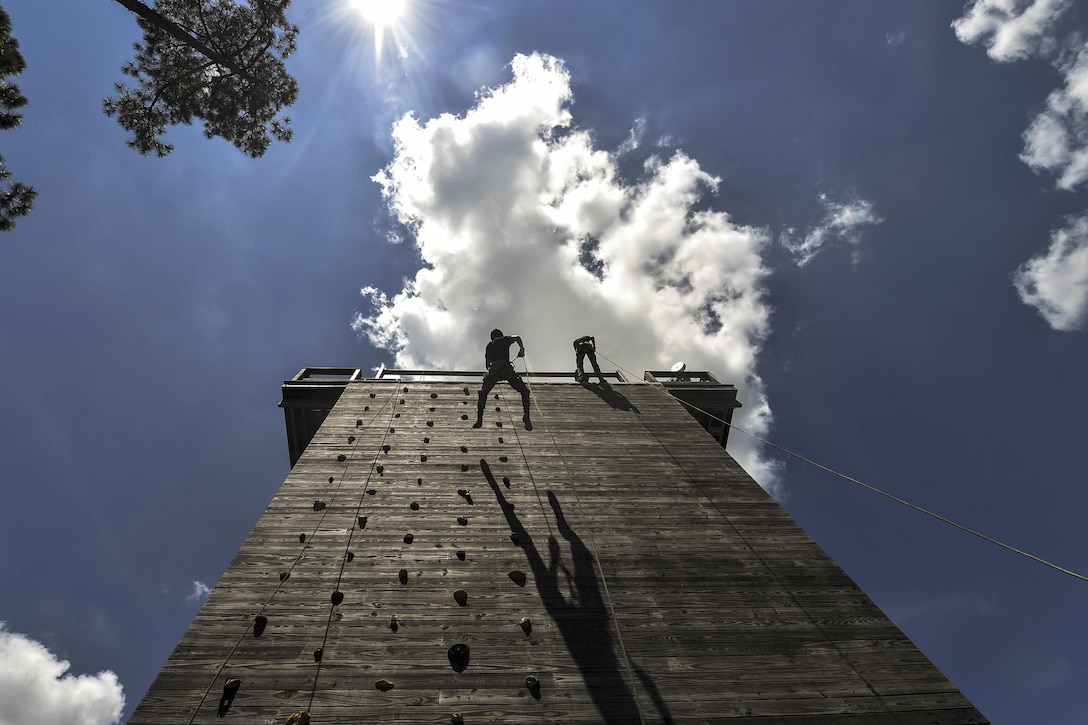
348;0;409;57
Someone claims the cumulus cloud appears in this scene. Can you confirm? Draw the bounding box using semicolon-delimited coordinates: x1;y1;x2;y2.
1021;45;1088;190
780;193;883;266
951;0;1071;62
186;580;212;604
355;53;781;490
952;0;1088;191
0;623;124;725
1013;212;1088;330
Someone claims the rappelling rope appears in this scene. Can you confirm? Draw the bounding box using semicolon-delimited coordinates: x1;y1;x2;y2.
493;373;555;536
188;381;401;723
516;353;649;725
595;351;1088;584
306;381;403;712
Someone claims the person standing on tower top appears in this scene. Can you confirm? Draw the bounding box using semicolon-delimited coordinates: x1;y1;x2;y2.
474;328;532;430
573;335;607;385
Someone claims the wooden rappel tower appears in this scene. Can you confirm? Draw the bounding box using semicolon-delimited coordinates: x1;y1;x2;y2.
129;366;988;724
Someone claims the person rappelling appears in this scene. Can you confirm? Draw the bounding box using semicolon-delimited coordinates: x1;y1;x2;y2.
473;328;532;430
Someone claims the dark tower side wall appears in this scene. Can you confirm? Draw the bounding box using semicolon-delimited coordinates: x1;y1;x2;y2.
130;376;987;724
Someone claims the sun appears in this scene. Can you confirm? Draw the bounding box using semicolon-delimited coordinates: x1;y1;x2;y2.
347;0;409;58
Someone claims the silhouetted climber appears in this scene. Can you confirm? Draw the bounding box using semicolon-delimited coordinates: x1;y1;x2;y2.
474;328;532;430
573;335;607;384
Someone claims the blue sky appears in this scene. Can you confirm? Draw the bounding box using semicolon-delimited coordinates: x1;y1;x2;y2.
2;1;1088;723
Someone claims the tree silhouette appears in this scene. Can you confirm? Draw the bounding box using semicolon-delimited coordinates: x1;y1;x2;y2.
104;0;299;158
0;4;35;231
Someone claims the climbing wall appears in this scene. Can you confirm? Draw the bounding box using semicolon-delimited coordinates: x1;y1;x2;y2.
130;378;988;724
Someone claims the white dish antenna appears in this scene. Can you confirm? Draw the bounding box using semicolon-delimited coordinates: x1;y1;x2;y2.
670;361;687;374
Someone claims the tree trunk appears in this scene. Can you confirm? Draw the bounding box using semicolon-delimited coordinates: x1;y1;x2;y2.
110;0;253;81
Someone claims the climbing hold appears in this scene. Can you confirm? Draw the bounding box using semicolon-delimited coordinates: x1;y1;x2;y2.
348;435;356;444
463;387;469;395
508;570;527;587
498;437;504;443
423;437;430;443
394;413;400;418
448;643;470;671
389;427;395;434
399;399;405;405
285;711;310;725
279;570;290;581
299;533;306;543
403;386;409;393
358;516;368;529
364;406;370;411
398;569;409;584
346;551;355;562
427;421;434;427
390;614;399;632
502;476;510;487
431;393;438;399
205;681;239;717
328;476;334;484
313;648;323;662
457;489;469;497
376;465;384;474
337;454;347;462
460;464;469;471
429;407;436;412
403;533;414;544
410;501;420;510
331;591;344;605
356;419;363;427
452;713;464;725
375;679;395;692
460;414;469;420
456;550;466;560
313;500;326;511
417;477;423;485
496;421;503;428
494;394;500;400
453;589;468;606
525;675;540;691
495;407;501;412
382;444;391;453
253;615;267;637
499;456;508;462
520;617;532;633
457;516;468;526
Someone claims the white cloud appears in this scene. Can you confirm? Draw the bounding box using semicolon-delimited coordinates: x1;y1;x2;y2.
0;623;124;725
1013;212;1088;330
886;30;907;48
951;0;1071;62
1021;45;1088;190
355;52;781;492
186;580;212;604
780;193;883;266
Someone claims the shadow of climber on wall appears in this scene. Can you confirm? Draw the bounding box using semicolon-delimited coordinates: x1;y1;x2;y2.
481;459;659;723
474;328;532;430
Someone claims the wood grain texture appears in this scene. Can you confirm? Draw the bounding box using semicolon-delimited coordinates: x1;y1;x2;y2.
129;380;988;724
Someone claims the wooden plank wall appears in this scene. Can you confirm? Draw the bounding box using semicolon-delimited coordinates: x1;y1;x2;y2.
129;380;989;724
